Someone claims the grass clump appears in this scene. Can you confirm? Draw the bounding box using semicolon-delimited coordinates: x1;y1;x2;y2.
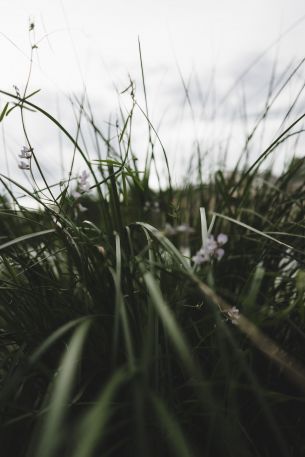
1;57;305;457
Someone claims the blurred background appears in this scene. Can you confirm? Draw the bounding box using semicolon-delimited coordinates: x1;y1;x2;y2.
1;0;305;195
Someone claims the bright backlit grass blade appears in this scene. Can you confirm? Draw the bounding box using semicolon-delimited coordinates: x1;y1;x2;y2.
200;207;208;249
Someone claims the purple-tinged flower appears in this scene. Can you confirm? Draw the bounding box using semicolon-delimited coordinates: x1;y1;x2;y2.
205;235;218;254
215;247;225;260
192;249;208;265
19;146;32;159
18;161;30;170
217;233;228;246
192;233;228;265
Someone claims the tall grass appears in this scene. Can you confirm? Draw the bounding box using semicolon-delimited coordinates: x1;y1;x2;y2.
1;48;305;457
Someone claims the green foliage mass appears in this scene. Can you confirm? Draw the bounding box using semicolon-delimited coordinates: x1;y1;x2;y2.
1;63;305;457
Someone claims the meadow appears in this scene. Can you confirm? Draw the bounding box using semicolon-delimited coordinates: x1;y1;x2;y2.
1;47;305;457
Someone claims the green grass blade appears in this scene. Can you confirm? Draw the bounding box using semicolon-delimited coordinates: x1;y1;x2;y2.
150;392;193;457
0;229;55;251
72;368;127;457
32;321;91;457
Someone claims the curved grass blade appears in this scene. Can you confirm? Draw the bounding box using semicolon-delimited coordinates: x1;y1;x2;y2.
0;229;55;251
213;212;300;253
31;321;91;457
30;317;91;364
0;102;9;122
150;392;194;457
72;368;127;457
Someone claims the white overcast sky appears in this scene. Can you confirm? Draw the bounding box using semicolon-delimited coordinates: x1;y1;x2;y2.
1;0;305;92
1;0;305;193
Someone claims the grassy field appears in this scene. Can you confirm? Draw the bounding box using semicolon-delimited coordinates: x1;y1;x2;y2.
1;52;305;457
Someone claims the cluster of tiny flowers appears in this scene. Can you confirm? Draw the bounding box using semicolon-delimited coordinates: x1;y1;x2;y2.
18;146;32;170
192;233;228;265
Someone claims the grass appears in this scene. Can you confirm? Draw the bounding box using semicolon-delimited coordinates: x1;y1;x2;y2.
1;42;305;457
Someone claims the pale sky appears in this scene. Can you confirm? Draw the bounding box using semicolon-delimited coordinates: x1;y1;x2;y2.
1;0;305;197
1;0;305;93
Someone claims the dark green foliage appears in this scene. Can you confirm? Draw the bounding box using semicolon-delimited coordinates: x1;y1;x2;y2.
0;68;305;457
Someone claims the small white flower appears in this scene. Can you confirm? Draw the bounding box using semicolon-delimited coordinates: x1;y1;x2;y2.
19;146;32;159
77;203;87;213
78;170;90;192
164;223;177;236
227;306;240;324
18;161;30;170
144;201;151;211
80;182;90;193
79;170;89;182
71;190;81;200
192;250;208;265
176;223;195;234
96;245;106;256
